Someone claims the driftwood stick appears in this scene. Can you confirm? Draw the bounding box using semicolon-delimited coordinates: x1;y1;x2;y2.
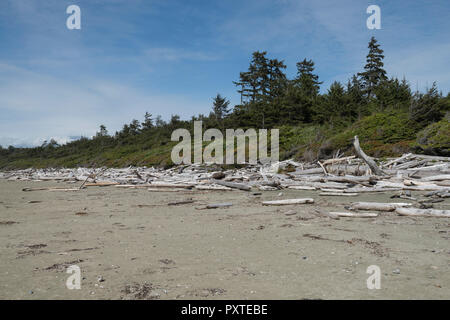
212;180;251;191
330;212;379;218
347;202;412;212
396;207;450;217
262;198;314;206
206;203;233;209
353;136;385;176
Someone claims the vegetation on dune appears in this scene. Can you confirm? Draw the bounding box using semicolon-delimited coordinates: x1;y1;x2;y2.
1;37;449;169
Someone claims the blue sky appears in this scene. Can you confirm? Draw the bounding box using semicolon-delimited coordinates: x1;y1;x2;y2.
0;0;449;147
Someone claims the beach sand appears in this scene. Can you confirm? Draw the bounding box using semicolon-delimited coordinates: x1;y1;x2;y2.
0;180;448;299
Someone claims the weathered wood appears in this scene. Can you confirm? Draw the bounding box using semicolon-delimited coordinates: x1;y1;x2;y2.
383;153;413;167
212;180;251;191
421;175;450;182
330;212;378;218
322;156;355;165
195;185;233;191
320;192;358;196
348;202;412;211
85;182;120;187
22;187;80;192
206;203;233;209
262;198;314;206
353;136;385;176
287;186;317;190
396;207;450;217
168;200;195;206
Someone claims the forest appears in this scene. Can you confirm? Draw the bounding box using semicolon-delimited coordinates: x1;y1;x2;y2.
1;37;449;169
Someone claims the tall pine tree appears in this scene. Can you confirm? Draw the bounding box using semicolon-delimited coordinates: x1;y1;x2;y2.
358;36;387;99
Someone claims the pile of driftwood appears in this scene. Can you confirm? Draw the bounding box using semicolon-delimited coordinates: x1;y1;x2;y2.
1;136;449;218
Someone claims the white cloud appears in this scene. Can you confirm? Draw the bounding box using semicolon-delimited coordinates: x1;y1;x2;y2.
0;63;208;147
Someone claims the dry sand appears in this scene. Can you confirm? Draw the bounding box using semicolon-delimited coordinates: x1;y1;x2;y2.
0;180;449;299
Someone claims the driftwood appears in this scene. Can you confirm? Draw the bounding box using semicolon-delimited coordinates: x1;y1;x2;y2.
421;175;450;182
206;203;233;209
347;202;412;212
330;212;378;218
22;187;79;192
85;182;120;187
212;180;251;191
262;198;314;206
168;200;195;206
353;136;385;176
320;192;358;196
322;156;355;165
195;185;233;191
287;186;316;190
396;207;450;218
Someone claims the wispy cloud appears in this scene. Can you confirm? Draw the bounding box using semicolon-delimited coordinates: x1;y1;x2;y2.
0;63;208;147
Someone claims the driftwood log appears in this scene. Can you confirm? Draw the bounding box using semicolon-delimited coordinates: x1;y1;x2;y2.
353;136;385;176
396;207;450;217
347;202;412;211
262;198;314;206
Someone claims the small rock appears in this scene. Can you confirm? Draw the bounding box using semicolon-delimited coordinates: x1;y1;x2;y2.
392;268;400;274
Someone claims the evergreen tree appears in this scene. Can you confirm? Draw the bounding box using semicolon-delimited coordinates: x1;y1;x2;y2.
142;112;153;130
212;94;230;121
96;125;108;137
358;36;387;99
283;58;321;123
347;75;366;120
295;59;322;97
410;82;446;126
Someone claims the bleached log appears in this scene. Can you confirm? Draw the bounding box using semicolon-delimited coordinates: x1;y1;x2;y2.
85;182;120;187
22;187;80;192
420;175;450;182
287;186;317;190
258;185;278;191
262;198;314;206
410;154;450;162
344;187;402;193
322;156;355;165
212;180;251;191
383;153;413;168
195;185;233;191
396;207;450;218
147;188;185;192
320;192;358;196
353;136;385;176
348;202;412;211
330;212;378;218
395;159;428;170
149;182;194;189
168;200;195;206
115;184;152;188
293;168;324;175
406;163;448;171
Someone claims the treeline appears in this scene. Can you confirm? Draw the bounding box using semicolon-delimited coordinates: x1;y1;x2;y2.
1;37;449;167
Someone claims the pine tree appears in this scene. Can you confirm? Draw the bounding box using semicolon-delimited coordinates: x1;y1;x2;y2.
295;58;322;97
212;94;230;121
96;125;108;137
142;112;154;130
358;36;387;99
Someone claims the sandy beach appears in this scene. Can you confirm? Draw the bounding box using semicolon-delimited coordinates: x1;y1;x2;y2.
0;179;449;299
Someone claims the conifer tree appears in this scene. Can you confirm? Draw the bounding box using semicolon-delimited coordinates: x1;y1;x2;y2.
358;36;387;99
